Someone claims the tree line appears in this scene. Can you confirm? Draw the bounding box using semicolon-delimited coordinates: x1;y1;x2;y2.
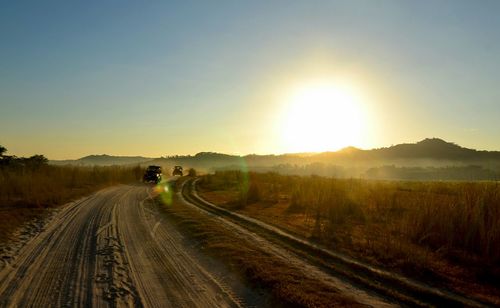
0;145;48;168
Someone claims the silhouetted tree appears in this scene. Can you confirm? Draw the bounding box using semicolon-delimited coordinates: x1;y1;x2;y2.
0;146;48;169
23;155;49;169
188;168;197;177
0;145;11;166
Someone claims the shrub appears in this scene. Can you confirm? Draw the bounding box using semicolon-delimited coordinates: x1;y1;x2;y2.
188;168;197;177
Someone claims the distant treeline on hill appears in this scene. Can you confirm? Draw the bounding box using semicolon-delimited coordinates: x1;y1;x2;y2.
365;165;500;181
0;145;48;168
47;138;500;181
213;163;500;181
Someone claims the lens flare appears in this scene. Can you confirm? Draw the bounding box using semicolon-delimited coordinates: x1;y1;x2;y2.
238;156;250;197
153;180;173;206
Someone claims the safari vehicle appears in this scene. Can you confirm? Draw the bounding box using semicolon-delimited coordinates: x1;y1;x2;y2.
172;165;183;176
143;165;162;184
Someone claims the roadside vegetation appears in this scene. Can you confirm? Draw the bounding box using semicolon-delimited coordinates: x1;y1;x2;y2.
198;170;500;304
0;145;143;241
156;178;363;307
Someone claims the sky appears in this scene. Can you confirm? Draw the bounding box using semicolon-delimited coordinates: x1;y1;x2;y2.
1;1;500;159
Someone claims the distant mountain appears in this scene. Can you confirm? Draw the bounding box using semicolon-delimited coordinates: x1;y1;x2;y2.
311;138;500;162
369;138;493;160
79;155;153;166
51;154;152;166
49;138;500;180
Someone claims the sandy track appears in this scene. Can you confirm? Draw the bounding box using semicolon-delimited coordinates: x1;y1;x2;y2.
0;184;241;307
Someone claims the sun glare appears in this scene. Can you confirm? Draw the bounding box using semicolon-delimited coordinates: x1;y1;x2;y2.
281;81;365;153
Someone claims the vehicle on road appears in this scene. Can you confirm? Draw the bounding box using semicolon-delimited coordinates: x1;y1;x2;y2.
172;165;183;176
143;165;162;184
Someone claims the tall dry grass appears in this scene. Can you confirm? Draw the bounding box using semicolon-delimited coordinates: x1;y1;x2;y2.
201;171;500;267
0;164;143;208
0;164;143;242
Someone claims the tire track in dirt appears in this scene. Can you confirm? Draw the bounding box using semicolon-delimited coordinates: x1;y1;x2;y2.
0;188;122;307
93;201;141;307
118;186;243;308
0;184;245;307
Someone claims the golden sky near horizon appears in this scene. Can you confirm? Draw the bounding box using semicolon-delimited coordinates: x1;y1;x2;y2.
1;2;500;159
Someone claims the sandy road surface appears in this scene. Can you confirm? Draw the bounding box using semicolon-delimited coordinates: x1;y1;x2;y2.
0;184;242;307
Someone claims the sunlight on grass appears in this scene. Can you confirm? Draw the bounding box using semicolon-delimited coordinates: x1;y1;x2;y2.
199;171;500;291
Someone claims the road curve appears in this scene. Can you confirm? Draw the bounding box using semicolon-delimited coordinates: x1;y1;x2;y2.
0;184;241;307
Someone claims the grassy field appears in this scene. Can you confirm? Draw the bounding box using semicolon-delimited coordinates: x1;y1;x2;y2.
0;164;143;241
156;178;363;307
198;171;500;304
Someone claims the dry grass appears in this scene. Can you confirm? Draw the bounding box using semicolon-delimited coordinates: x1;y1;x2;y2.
0;164;143;240
199;171;500;304
157;178;363;307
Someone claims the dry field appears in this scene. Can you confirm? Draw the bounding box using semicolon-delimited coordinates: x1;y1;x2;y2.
0;164;143;241
198;171;500;304
160;177;376;307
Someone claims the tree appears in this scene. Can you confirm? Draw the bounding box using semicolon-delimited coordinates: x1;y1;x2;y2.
24;154;48;168
0;145;9;166
188;168;197;177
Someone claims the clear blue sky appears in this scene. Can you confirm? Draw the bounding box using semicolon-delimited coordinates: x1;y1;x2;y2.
1;1;499;159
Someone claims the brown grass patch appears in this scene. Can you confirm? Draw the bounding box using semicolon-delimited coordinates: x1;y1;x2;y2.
0;165;143;241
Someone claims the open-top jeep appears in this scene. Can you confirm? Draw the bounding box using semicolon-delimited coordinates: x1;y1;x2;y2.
143;165;162;184
172;166;183;176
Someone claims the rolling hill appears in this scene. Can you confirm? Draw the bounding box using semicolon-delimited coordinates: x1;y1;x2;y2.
50;138;500;180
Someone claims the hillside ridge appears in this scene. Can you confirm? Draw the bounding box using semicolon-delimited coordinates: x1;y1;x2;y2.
50;138;500;166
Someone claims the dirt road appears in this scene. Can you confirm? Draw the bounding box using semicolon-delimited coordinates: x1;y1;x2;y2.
0;183;244;307
2;178;485;307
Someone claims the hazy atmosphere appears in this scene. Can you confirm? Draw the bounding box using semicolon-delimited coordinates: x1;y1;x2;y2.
2;1;500;159
2;2;500;307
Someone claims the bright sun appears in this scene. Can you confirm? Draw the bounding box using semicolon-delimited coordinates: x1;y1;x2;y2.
281;81;365;153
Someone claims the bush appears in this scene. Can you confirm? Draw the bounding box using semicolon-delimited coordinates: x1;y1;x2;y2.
240;181;261;206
